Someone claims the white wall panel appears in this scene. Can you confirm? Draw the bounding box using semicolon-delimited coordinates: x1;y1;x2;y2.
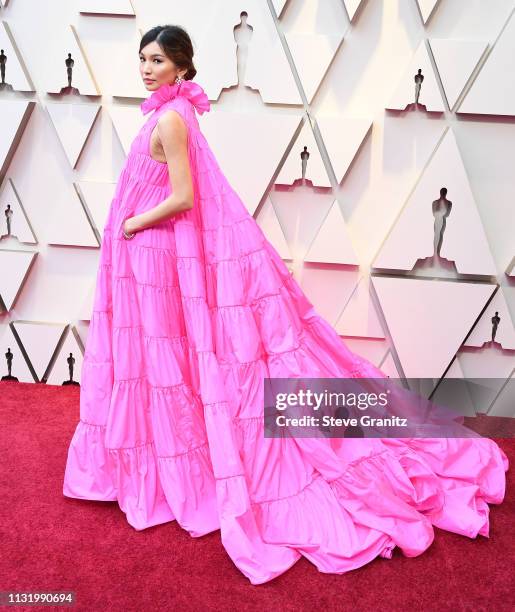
372;276;496;379
276;116;331;187
42;25;99;95
0;21;34;91
46;102;100;168
304;200;358;265
0;323;34;382
12;320;67;382
0;249;36;310
374;128;497;276
416;0;440;24
79;0;135;16
386;41;445;112
459;10;515;116
46;327;84;385
0;178;37;244
334;275;385;339
465;288;515;349
487;370;515;417
0;0;511;390
255;196;292;260
429;38;488;111
343;0;366;22
456;351;515;415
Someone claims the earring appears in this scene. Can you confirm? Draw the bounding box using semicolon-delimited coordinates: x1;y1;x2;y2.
175;75;184;85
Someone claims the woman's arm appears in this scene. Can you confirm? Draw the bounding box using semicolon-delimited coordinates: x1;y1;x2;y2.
123;110;194;235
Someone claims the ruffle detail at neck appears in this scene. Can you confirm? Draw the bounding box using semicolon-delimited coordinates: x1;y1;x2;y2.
140;79;211;116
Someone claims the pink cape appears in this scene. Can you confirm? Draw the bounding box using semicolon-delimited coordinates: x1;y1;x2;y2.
63;79;509;585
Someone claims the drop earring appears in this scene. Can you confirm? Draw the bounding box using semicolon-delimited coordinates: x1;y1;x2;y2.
175;75;184;85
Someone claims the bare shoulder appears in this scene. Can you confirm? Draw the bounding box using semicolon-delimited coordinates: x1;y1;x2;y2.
157;108;187;137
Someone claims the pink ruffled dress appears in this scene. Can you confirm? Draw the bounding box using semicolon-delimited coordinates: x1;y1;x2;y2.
63;79;509;585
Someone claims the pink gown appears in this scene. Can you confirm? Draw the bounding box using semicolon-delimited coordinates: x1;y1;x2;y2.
63;79;509;585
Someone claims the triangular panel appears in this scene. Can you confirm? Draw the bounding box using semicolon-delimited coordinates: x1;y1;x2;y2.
459;11;515;116
416;0;440;24
0;178;37;244
344;0;366;21
0;99;34;183
487;369;515;418
285;32;343;103
429;38;488;110
372;276;496;378
255;196;292;260
46;328;84;385
432;359;477;417
373;128;497;276
465;288;515;349
0;249;37;311
0;323;34;382
299;267;359;326
270;187;334;260
46;102;100;168
334;276;385;338
386;41;445;112
304;200;359;265
12;321;67;382
243;1;303;105
109;104;148;155
201;109;302;215
79;0;135;15
276;117;331;187
43;25;99;95
0;21;35;91
46;185;99;247
316;115;372;184
378;350;402;378
270;0;289;18
455;349;515;414
76;180;117;236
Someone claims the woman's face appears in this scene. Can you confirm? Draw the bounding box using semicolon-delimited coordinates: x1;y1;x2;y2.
139;40;186;90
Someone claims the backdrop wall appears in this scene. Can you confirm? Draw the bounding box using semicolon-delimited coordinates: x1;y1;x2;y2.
0;0;513;415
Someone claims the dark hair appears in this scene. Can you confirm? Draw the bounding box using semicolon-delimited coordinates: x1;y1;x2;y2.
139;25;197;80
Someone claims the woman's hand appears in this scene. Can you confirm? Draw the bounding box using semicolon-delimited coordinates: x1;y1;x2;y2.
122;217;138;237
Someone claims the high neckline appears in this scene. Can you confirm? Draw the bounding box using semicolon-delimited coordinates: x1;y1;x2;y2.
140;79;210;116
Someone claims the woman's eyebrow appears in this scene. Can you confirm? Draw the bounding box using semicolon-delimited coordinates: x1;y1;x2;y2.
139;53;164;58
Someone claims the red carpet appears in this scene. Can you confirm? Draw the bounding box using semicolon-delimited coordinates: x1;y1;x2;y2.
1;380;513;612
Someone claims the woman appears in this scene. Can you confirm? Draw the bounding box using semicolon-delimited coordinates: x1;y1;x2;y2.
63;25;509;585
